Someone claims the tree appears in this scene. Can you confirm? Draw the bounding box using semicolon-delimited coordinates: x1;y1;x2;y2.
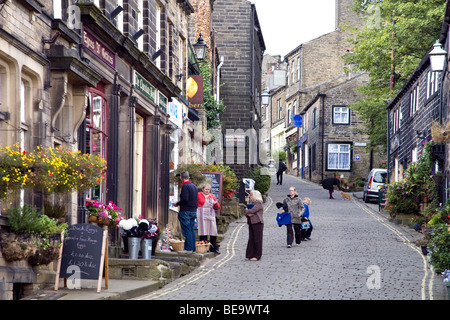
343;0;446;149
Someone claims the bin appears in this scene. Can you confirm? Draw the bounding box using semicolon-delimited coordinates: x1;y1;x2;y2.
128;237;141;259
141;239;152;259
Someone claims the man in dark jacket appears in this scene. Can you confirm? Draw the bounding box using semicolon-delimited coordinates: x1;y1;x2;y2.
320;177;342;199
174;171;198;252
276;160;287;185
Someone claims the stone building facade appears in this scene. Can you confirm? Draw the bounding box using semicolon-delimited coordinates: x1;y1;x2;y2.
264;0;377;184
0;0;196;300
212;0;266;180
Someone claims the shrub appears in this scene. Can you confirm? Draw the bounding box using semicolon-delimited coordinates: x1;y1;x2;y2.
248;166;271;195
429;223;450;274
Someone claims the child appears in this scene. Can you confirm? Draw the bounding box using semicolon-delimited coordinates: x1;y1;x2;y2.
300;197;313;240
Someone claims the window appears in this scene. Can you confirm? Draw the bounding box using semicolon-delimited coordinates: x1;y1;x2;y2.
313;108;317;128
427;71;440;99
155;4;162;69
332;105;350;124
277;99;281;120
412;147;418;163
86;88;108;202
137;0;144;50
287;103;292;125
393;107;402;133
328;143;351;170
410;85;419;116
116;0;124;32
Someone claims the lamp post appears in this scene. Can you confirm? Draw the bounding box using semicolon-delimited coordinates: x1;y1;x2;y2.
429;40;447;72
193;33;207;61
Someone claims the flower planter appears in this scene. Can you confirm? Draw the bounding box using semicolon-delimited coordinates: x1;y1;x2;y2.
0;233;37;262
88;215;98;224
420;245;428;256
128;237;141;259
141;239;152;259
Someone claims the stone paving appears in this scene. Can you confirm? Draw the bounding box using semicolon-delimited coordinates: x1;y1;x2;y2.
135;174;447;300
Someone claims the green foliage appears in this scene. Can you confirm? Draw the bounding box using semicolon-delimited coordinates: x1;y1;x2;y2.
344;0;446;148
199;59;226;129
173;163;239;196
7;205;67;237
248;166;271;195
43;201;67;219
429;223;450;274
272;150;286;162
385;141;439;217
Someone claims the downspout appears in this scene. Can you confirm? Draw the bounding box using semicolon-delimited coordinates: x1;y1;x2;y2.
321;94;326;181
386;107;390;184
216;56;224;107
297;45;302;176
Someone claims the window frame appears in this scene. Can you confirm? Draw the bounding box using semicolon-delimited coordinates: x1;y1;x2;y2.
332;105;350;125
326;142;352;171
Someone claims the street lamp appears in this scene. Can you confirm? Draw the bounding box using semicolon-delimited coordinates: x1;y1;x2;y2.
193;33;207;61
261;88;270;106
429;40;447;72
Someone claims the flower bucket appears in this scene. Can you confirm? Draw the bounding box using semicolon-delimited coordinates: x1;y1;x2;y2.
128;237;141;259
141;239;152;259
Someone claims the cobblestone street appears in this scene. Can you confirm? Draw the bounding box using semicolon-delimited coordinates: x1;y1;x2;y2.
135;174;447;301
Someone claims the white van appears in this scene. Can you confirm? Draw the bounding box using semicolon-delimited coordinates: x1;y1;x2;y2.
363;168;387;203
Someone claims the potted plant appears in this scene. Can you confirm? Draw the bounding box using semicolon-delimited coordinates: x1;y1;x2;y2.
415;237;430;256
441;269;450;298
86;200;124;226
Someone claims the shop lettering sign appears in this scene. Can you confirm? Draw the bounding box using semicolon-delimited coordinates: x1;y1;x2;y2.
135;72;156;102
83;28;116;69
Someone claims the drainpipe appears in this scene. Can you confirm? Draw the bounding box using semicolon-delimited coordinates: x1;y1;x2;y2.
216;56;224;107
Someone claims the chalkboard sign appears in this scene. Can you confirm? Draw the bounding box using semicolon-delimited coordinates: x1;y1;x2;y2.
55;223;107;292
201;172;223;215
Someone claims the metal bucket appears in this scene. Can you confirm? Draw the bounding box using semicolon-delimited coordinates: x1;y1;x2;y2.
128;237;141;259
141;239;152;259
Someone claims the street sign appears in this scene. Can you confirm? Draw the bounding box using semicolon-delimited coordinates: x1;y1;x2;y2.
293;115;302;127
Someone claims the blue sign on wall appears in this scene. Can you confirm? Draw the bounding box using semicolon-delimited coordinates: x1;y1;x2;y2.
293;115;302;127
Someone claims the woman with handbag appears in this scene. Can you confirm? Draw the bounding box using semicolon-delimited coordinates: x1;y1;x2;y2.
245;190;264;261
197;184;221;254
283;187;304;248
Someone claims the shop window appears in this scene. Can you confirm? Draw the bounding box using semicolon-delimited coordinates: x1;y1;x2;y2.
86;88;107;202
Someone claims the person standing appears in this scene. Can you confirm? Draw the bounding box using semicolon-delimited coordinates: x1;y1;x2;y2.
276;159;287;185
174;171;198;252
283;186;304;248
300;197;313;241
245;190;264;261
320;177;342;199
197;184;221;254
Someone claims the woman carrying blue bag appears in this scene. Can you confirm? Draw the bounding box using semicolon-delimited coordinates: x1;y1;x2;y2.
281;187;304;248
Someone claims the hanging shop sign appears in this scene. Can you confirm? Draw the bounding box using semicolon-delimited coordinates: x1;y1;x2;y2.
187;75;204;109
82;28;116;69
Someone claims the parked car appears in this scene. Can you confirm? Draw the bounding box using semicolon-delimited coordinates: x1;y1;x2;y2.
363;168;387;203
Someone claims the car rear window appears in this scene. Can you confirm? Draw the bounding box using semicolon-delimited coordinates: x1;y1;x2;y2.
373;172;387;183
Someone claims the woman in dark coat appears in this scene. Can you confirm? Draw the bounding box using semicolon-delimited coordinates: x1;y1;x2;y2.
320;177;342;199
245;190;264;261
